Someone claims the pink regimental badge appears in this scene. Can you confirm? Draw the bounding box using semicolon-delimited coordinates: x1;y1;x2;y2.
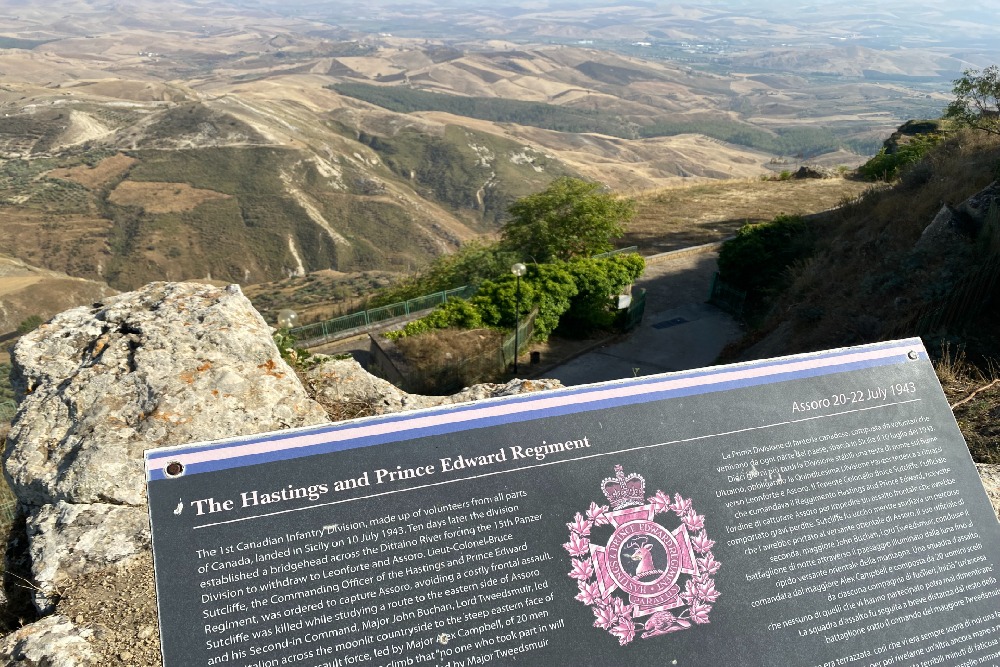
566;465;721;646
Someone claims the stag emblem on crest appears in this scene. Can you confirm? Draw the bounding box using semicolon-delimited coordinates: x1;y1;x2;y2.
565;465;721;646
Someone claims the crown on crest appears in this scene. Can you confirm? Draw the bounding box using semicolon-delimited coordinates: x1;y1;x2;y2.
601;465;646;510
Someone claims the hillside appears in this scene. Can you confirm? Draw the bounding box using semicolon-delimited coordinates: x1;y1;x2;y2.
718;127;1000;461
0;0;959;294
733;128;1000;359
0;254;115;335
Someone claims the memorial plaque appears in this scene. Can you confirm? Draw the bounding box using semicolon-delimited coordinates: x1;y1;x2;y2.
146;338;1000;667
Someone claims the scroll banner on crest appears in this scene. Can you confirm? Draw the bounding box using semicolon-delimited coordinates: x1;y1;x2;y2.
146;338;1000;667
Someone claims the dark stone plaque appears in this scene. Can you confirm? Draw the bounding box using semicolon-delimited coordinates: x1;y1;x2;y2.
146;338;1000;667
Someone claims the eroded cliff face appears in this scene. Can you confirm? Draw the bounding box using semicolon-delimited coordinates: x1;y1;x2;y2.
0;282;563;666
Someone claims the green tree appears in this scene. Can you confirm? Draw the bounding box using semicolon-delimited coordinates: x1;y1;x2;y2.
502;178;635;262
946;66;1000;135
562;254;646;331
371;241;516;307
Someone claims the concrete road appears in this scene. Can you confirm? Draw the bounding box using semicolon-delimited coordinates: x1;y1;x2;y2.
541;250;742;386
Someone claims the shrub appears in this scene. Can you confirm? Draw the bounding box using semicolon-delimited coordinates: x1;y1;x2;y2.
718;215;814;296
857;133;943;181
385;298;484;339
390;254;645;341
16;315;43;334
561;254;646;333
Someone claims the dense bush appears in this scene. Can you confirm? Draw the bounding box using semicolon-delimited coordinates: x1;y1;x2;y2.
562;254;646;332
473;263;579;338
385;298;484;339
718;215;814;297
389;254;645;341
857;134;942;181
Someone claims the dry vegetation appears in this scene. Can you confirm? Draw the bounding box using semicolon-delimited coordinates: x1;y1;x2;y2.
627;176;872;253
46;154;136;189
727;131;1000;456
395;328;505;394
762;130;1000;354
934;349;1000;465
107;181;231;214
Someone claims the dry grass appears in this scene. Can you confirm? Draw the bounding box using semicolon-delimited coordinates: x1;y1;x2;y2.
626;177;871;253
935;346;1000;464
738;129;1000;357
395;328;505;394
107;181;230;214
47;154;136;189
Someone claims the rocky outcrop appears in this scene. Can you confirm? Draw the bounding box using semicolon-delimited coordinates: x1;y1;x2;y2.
790;165;835;179
0;615;97;666
0;282;331;660
305;358;562;418
916;181;1000;252
0;282;564;665
6;282;329;508
882;118;943;155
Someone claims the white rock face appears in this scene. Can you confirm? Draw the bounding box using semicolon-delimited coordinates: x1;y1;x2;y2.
304;358;564;415
5;282;329;508
0;615;96;666
27;502;150;613
0;283;567;664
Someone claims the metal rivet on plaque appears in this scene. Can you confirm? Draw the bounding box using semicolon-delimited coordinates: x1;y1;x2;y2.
908;351;918;360
165;461;185;477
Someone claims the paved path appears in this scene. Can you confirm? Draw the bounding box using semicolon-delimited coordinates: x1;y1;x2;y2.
541;251;742;386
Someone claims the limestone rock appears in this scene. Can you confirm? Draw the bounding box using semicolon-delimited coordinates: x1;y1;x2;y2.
978;464;1000;521
5;282;328;508
791;165;833;179
305;358;563;418
882;119;943;155
27;502;150;613
917;182;1000;251
0;614;96;666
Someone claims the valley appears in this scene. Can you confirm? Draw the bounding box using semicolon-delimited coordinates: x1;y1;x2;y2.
0;0;988;327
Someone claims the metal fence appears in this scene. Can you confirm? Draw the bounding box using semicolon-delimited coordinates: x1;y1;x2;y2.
500;310;538;368
290;285;477;345
708;272;747;317
620;288;647;331
592;246;639;259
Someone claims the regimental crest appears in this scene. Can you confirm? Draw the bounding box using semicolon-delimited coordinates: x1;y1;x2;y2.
565;466;721;646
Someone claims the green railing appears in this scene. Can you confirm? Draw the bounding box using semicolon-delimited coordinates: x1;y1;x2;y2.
708;272;747;317
501;310;538;367
621;288;647;331
592;246;639;259
291;285;476;346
